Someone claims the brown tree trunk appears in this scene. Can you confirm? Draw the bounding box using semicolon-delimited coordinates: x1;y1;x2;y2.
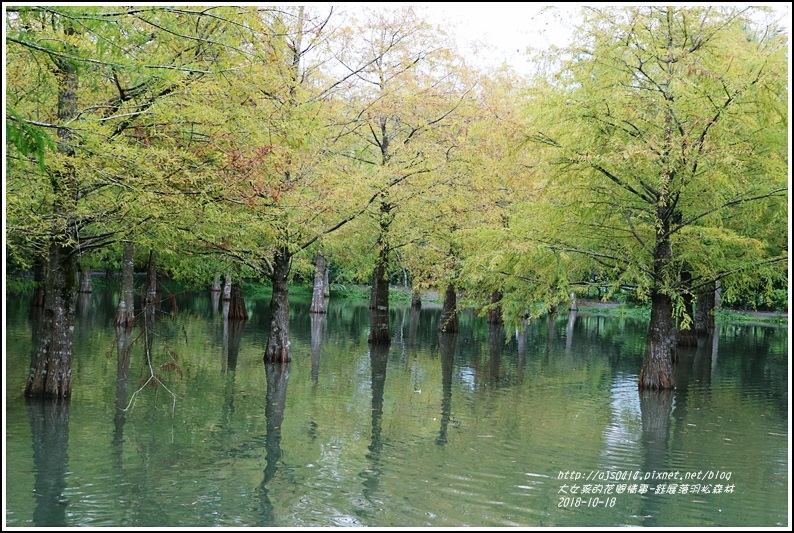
115;243;135;328
368;245;391;344
31;256;46;308
228;281;248;320
26;26;79;399
639;186;677;390
487;290;503;324
25;243;76;398
78;266;92;293
638;291;676;390
438;283;458;333
310;251;328;314
264;247;292;363
694;282;716;336
411;290;422;309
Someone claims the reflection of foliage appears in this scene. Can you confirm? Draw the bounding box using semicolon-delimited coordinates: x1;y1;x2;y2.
5;287;789;526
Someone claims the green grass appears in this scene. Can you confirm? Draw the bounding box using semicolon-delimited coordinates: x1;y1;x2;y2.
714;308;788;326
577;302;787;326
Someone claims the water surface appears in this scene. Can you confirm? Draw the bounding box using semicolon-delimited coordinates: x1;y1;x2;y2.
4;289;789;527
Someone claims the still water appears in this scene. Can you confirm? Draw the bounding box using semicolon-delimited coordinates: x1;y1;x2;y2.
4;288;789;527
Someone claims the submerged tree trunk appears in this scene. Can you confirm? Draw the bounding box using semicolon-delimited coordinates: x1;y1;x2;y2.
639;173;677;390
228;281;248;320
211;271;222;292
694;282;717;336
115;243;135;328
411;290;422;309
638;290;676;390
438;283;458;333
78;266;92;293
487;290;503;324
26;243;77;398
368;245;391;344
264;247;292;364
26;26;79;399
310;251;328;314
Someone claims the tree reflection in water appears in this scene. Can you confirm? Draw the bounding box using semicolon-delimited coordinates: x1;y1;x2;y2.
360;343;389;510
26;397;70;527
257;362;290;526
436;332;456;446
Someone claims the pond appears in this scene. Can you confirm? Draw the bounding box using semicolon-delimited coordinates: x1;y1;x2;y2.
4;287;789;527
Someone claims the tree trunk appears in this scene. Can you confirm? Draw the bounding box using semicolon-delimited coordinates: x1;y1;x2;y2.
677;272;697;346
223;271;232;301
78;266;92;293
145;250;157;307
32;256;46;308
323;263;330;297
211;271;222;292
411;290;422;309
264;247;292;364
694;282;716;336
26;26;79;399
638;290;676;390
438;283;458;333
310;251;328;314
639;182;677;390
368;245;391;344
487;290;503;324
25;243;77;398
115;243;135;328
228;281;248;320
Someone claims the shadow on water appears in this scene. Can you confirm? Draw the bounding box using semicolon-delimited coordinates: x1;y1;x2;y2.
256;362;290;526
26;397;71;527
113;325;134;452
638;389;674;527
359;342;389;515
436;332;456;446
310;313;326;387
487;322;503;384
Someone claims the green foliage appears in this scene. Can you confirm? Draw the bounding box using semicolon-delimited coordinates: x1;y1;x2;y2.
5;5;786;330
517;6;788;324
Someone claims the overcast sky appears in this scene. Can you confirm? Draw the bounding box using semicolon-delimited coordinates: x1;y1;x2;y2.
419;3;578;74
416;3;792;75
